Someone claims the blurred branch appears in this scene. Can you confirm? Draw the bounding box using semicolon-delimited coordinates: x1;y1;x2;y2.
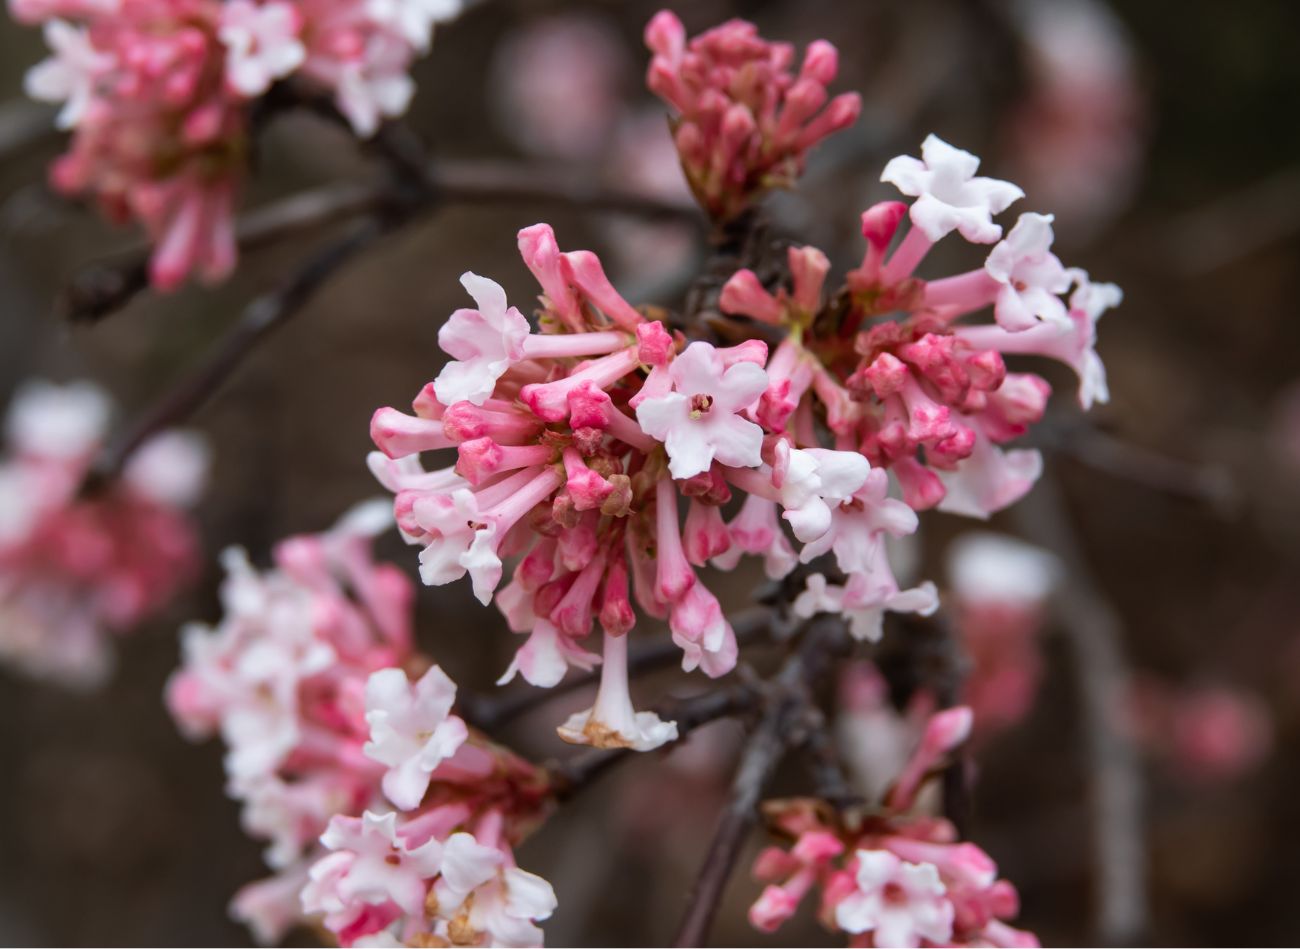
463;607;775;731
81;215;394;492
62;157;701;324
1012;466;1148;947
0;100;58;161
1035;417;1239;514
1156;165;1300;276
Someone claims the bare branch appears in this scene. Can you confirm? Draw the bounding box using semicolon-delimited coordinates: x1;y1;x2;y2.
671;616;847;948
81;216;391;492
61;158;700;324
1012;467;1148;946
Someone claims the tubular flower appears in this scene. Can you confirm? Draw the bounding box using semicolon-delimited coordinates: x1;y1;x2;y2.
0;380;206;687
719;135;1120;517
368;222;931;752
748;707;1039;947
167;507;555;945
644;11;861;221
9;0;466;289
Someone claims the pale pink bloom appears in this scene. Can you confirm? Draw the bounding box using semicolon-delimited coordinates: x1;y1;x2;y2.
771;441;870;543
23;18;112;128
496;618;601;689
305;811;444;925
983;213;1073;332
936;423;1043;520
882;134;1024;243
123;430;210;507
219;0;306;97
635;341;768;479
558;630;678;751
430;833;557;948
834;850;954;947
231;864;312;946
331;37;418;138
434;272;531;407
363;665;469;811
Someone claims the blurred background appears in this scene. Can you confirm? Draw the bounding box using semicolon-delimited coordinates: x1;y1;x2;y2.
1;0;1299;944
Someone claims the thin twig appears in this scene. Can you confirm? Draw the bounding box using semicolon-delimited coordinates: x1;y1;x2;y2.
463;607;774;731
1012;466;1148;946
62;158;700;323
81;216;391;492
671;617;847;948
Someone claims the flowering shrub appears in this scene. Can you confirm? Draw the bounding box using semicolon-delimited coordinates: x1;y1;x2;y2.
0;4;1159;945
9;0;465;289
0;380;206;686
167;504;556;945
750;708;1038;947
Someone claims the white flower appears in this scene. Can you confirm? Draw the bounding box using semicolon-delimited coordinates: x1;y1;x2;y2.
947;532;1060;607
122;430;210;507
333;35;418;137
431;833;557;948
773;442;870;543
983;212;1073;331
834;850;954;947
219;0;306;97
23;19;113;129
882;134;1024;243
557;631;678;751
635;341;768;480
434;272;531;407
363;665;469;811
5;379;110;459
366;0;464;52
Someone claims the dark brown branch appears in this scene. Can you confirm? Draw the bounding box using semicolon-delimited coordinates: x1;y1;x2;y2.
81;216;392;492
671;616;847;948
1012;466;1148;947
462;607;774;731
62;158;700;324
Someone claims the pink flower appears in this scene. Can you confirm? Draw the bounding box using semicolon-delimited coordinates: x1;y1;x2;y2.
305;810;444;926
219;0;306;97
635;341;768;479
833;850;955;947
363;665;469;810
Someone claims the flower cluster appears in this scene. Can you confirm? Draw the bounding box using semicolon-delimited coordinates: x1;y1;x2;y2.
11;0;465;289
644;11;861;221
720;133;1122;518
368;221;939;754
0;380;205;687
166;506;556;946
749;707;1038;947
